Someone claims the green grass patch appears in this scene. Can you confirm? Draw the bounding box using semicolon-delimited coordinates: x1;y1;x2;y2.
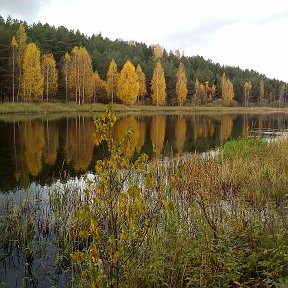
222;137;267;158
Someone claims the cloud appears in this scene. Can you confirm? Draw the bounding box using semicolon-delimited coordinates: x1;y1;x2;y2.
162;18;240;52
1;0;52;22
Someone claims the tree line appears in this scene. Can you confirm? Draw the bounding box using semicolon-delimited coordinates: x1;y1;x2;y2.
0;15;287;106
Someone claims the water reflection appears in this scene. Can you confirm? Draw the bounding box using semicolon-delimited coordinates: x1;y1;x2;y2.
150;115;166;158
1;113;288;191
61;117;95;172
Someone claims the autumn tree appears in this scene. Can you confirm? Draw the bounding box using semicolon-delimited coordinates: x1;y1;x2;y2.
259;78;265;103
136;64;147;103
194;78;207;105
278;84;286;104
106;59;119;104
204;81;216;101
151;60;166;106
41;53;58;102
175;49;181;59
11;36;18;102
21;43;43;101
243;81;252;107
62;52;72;102
176;62;188;105
70;46;94;104
221;73;234;105
153;44;163;61
117;60;139;105
93;71;107;103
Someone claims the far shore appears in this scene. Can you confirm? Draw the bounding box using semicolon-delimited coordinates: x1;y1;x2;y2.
1;102;288;120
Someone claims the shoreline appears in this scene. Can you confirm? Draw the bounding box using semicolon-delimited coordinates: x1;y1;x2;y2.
0;102;288;121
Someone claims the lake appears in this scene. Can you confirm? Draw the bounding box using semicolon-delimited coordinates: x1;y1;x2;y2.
1;112;288;193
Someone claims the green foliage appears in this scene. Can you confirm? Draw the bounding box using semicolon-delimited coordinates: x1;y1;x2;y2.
222;137;267;158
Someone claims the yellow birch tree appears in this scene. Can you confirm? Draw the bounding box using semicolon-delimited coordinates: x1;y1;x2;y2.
107;59;119;103
221;73;234;105
176;62;188;105
151;60;166;106
136;64;147;103
70;46;94;104
243;81;252;107
62;52;73;102
117;60;139;105
41;53;58;102
21;43;43;101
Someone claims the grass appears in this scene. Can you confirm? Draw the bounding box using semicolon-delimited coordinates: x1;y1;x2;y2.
1;136;288;287
222;137;267;158
2;101;288;124
1;101;288;115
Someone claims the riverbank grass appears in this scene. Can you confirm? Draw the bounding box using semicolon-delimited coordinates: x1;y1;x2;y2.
1;101;288;115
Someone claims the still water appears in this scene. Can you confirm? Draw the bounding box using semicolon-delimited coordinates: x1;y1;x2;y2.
1;112;288;192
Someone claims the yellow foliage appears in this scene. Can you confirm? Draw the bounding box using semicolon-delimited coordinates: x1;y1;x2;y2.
93;71;107;103
136;64;147;100
176;62;188;105
69;46;94;104
243;81;252;107
106;59;119;103
153;44;163;60
62;52;73;101
151;60;166;106
117;60;139;105
41;53;58;101
21;43;43;101
221;73;234;104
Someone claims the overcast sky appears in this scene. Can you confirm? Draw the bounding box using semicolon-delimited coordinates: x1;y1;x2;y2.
2;0;288;82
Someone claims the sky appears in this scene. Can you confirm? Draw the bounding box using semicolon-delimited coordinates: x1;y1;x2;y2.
2;0;288;82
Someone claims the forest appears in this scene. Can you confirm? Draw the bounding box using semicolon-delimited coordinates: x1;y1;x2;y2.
0;15;287;106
